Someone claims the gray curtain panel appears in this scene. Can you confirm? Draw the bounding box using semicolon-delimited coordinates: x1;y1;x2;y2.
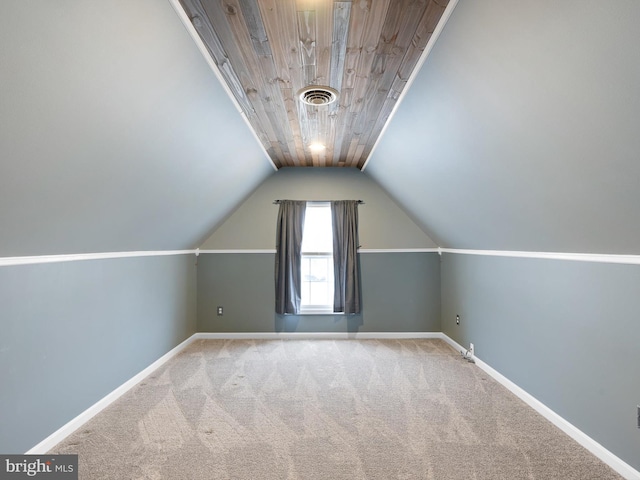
331;200;361;314
275;200;307;314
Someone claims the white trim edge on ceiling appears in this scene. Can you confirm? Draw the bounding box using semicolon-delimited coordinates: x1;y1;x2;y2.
167;0;277;171
361;0;460;171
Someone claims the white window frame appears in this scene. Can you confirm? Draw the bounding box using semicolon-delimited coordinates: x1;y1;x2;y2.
300;202;334;314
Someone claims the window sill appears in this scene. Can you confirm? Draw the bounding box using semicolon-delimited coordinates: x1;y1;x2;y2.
295;310;344;316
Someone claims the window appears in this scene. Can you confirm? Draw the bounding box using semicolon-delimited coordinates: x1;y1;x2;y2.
275;199;360;315
300;202;333;313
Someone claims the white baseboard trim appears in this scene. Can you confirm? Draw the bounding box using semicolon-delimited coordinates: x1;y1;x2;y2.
25;332;441;453
26;334;198;454
197;249;439;254
25;331;640;479
439;334;640;480
193;332;443;340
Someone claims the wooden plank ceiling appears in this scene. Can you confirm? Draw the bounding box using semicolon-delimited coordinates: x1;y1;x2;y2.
179;0;449;168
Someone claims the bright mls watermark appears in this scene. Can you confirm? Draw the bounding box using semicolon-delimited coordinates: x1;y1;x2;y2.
0;455;77;479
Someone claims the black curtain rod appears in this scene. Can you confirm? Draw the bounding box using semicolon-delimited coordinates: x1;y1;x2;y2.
273;200;364;204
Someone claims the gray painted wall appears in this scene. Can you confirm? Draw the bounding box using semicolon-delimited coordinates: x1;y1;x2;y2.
200;168;437;250
0;0;272;256
368;0;640;254
0;255;197;453
440;253;640;471
198;168;440;334
197;252;441;333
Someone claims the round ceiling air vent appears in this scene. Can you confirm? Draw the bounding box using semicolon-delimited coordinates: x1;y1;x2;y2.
297;86;339;106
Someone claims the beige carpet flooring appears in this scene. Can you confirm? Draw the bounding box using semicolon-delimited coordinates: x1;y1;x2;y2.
51;339;623;479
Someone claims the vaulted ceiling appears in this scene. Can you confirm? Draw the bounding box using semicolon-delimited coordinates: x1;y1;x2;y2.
175;0;449;168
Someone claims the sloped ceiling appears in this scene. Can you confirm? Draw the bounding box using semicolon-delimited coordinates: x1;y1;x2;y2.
0;0;273;257
367;0;640;254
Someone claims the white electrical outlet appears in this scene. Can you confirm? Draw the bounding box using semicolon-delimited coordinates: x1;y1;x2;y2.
469;343;474;356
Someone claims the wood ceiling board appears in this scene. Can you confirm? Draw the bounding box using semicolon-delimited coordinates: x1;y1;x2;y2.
332;116;352;163
258;0;299;88
258;0;305;165
236;1;271;56
177;0;451;169
313;1;334;88
329;2;351;95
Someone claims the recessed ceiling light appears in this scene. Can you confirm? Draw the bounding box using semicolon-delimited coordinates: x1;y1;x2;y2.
309;142;326;152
